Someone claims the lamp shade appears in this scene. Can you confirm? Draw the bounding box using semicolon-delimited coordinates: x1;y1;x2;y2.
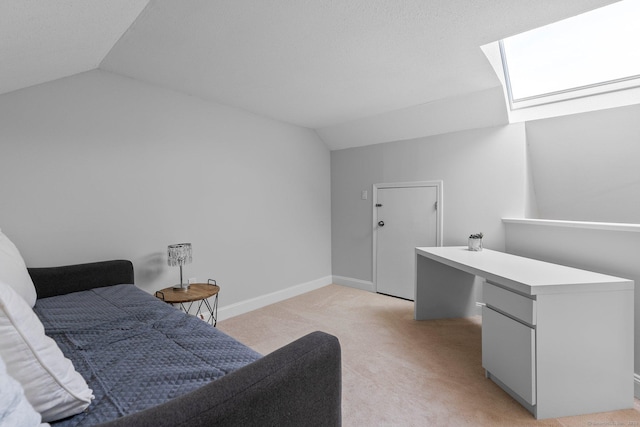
167;243;192;267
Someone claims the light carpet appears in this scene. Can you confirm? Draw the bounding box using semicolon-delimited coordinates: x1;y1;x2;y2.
218;284;640;426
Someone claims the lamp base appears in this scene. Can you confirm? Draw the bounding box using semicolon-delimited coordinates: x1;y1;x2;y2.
172;283;190;291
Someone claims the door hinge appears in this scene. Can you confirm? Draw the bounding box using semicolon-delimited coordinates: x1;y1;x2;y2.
435;201;438;210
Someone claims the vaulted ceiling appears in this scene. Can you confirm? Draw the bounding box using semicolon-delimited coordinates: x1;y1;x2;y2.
1;0;619;147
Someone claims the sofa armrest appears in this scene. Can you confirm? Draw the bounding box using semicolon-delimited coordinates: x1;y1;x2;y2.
96;331;342;427
28;260;134;299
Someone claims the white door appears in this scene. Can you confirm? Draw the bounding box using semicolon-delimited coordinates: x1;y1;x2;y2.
375;184;440;300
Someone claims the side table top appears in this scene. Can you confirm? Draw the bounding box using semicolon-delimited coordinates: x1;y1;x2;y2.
155;283;220;304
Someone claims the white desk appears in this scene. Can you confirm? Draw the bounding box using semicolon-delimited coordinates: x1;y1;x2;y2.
415;246;634;419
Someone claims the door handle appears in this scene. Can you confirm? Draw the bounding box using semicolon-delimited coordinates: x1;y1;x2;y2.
378;221;385;227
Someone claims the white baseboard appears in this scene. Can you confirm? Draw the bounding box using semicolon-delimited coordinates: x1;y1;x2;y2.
635;374;640;398
217;275;332;321
332;275;375;292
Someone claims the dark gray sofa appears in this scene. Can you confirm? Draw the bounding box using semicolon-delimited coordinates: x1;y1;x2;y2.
28;260;342;427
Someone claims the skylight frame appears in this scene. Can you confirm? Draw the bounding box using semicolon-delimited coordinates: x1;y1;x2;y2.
502;42;640;110
499;0;640;111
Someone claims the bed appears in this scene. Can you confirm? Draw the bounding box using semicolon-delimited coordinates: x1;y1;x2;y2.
1;252;341;427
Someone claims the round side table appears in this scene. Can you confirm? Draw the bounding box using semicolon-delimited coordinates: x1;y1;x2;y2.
155;280;220;326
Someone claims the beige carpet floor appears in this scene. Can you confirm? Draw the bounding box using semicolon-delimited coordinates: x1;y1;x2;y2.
218;284;640;426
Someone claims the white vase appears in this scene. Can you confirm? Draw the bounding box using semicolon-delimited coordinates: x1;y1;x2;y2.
468;238;483;251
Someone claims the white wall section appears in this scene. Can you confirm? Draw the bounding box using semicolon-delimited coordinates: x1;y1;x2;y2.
0;70;332;308
526;103;640;223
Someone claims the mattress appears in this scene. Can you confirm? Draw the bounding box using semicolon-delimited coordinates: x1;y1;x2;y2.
34;284;261;426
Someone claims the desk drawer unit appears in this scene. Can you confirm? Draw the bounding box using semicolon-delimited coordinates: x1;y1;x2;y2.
482;281;537;408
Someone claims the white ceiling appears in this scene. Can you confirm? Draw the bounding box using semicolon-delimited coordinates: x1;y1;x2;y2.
1;0;620;146
0;0;149;96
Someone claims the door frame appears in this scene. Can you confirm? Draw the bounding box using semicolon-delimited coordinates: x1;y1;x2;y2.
372;180;443;293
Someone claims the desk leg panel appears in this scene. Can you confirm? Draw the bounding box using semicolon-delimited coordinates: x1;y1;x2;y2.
415;254;481;320
535;289;634;419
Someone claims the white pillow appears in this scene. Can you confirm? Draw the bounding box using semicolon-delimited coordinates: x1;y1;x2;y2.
0;280;94;422
0;228;37;307
0;355;49;427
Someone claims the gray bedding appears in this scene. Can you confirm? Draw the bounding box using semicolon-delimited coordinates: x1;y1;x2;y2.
33;284;261;426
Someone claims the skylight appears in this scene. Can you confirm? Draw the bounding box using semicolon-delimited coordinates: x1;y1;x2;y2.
500;0;640;110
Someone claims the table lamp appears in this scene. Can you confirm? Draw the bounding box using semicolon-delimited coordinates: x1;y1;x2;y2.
168;243;192;290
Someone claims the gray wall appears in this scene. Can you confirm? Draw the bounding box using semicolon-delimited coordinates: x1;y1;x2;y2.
526;103;640;223
0;70;332;308
331;123;531;284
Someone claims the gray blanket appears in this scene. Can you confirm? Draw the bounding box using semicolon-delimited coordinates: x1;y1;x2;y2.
34;284;261;426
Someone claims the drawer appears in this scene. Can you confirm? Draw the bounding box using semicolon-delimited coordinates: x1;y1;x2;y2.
484;281;536;325
482;306;536;406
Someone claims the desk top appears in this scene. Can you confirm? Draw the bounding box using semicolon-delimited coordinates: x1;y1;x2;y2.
416;246;633;295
